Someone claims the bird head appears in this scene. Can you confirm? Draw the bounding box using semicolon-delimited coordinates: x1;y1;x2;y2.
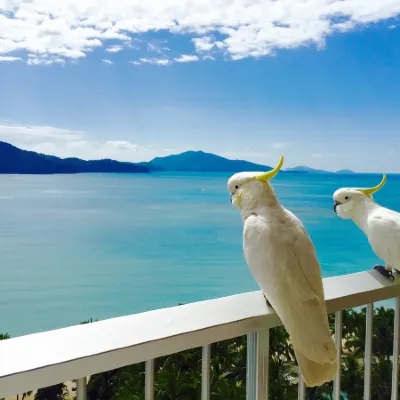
332;174;386;219
227;156;284;209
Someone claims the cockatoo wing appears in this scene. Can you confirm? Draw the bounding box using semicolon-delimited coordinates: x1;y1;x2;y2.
284;209;326;301
367;208;400;268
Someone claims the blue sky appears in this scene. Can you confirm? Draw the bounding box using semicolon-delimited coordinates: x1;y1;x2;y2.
1;1;400;172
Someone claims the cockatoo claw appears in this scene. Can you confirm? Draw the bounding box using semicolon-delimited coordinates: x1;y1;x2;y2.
373;265;395;281
263;294;272;307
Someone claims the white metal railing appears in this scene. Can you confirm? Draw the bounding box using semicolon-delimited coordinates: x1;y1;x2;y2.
75;377;87;400
145;359;154;400
364;303;374;399
0;270;400;400
333;310;342;400
393;297;400;400
201;344;211;400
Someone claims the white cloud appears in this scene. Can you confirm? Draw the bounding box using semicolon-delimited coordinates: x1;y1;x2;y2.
0;123;83;141
26;140;158;162
192;36;215;52
0;122;171;162
105;140;138;151
106;45;124;53
133;57;170;66
27;54;66;66
147;42;170;54
131;53;197;66
0;56;22;62
102;59;113;64
148;43;161;53
175;54;199;63
106;40;137;53
0;1;399;65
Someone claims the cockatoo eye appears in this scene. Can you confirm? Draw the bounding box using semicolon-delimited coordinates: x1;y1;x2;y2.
235;185;239;189
345;196;350;200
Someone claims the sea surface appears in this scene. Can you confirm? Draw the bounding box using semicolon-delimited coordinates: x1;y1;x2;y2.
0;172;398;337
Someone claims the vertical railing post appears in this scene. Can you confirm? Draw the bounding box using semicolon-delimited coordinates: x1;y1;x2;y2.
298;373;306;400
247;332;257;400
202;345;211;400
257;329;270;400
247;330;270;400
76;377;87;400
392;297;400;400
145;359;155;400
333;310;342;400
364;303;374;400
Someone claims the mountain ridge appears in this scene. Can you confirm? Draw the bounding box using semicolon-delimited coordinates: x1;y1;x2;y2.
285;166;355;174
141;150;275;172
0;141;149;174
0;141;355;174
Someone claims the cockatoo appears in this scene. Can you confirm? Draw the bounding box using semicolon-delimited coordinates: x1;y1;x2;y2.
228;156;338;387
333;174;398;281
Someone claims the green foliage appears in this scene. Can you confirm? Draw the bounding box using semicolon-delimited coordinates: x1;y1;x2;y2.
80;318;98;324
87;368;121;400
267;326;297;399
34;384;68;400
113;364;145;400
0;332;10;340
4;305;399;399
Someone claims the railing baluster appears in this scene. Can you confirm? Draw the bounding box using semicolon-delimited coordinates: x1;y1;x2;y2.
76;377;87;400
298;373;306;400
333;310;342;400
257;329;270;400
145;359;155;400
202;345;211;400
247;332;257;400
364;303;374;400
392;297;400;400
247;330;270;400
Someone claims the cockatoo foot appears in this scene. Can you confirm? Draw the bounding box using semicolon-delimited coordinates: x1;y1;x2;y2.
263;294;272;307
373;265;395;281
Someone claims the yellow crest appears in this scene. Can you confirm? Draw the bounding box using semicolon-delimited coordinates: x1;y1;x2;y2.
254;156;284;182
356;174;386;198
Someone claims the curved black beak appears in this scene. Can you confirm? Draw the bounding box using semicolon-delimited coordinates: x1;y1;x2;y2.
333;200;341;213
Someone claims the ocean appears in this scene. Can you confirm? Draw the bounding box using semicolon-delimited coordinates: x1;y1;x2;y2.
0;172;397;337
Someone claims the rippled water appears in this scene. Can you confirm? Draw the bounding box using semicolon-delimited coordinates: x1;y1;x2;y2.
0;172;397;336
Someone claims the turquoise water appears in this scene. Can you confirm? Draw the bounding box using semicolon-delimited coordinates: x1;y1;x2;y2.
0;172;398;337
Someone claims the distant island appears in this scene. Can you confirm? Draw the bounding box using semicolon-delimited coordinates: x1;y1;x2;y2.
0;141;355;174
140;150;274;172
285;166;355;174
0;141;149;174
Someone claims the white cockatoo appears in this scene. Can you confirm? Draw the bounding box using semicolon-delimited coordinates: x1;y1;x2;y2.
333;174;398;281
228;156;338;387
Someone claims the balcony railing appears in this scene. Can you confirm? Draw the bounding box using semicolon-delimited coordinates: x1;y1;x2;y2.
0;270;400;400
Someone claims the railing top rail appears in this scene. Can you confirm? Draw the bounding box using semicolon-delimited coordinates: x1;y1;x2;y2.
1;270;399;397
